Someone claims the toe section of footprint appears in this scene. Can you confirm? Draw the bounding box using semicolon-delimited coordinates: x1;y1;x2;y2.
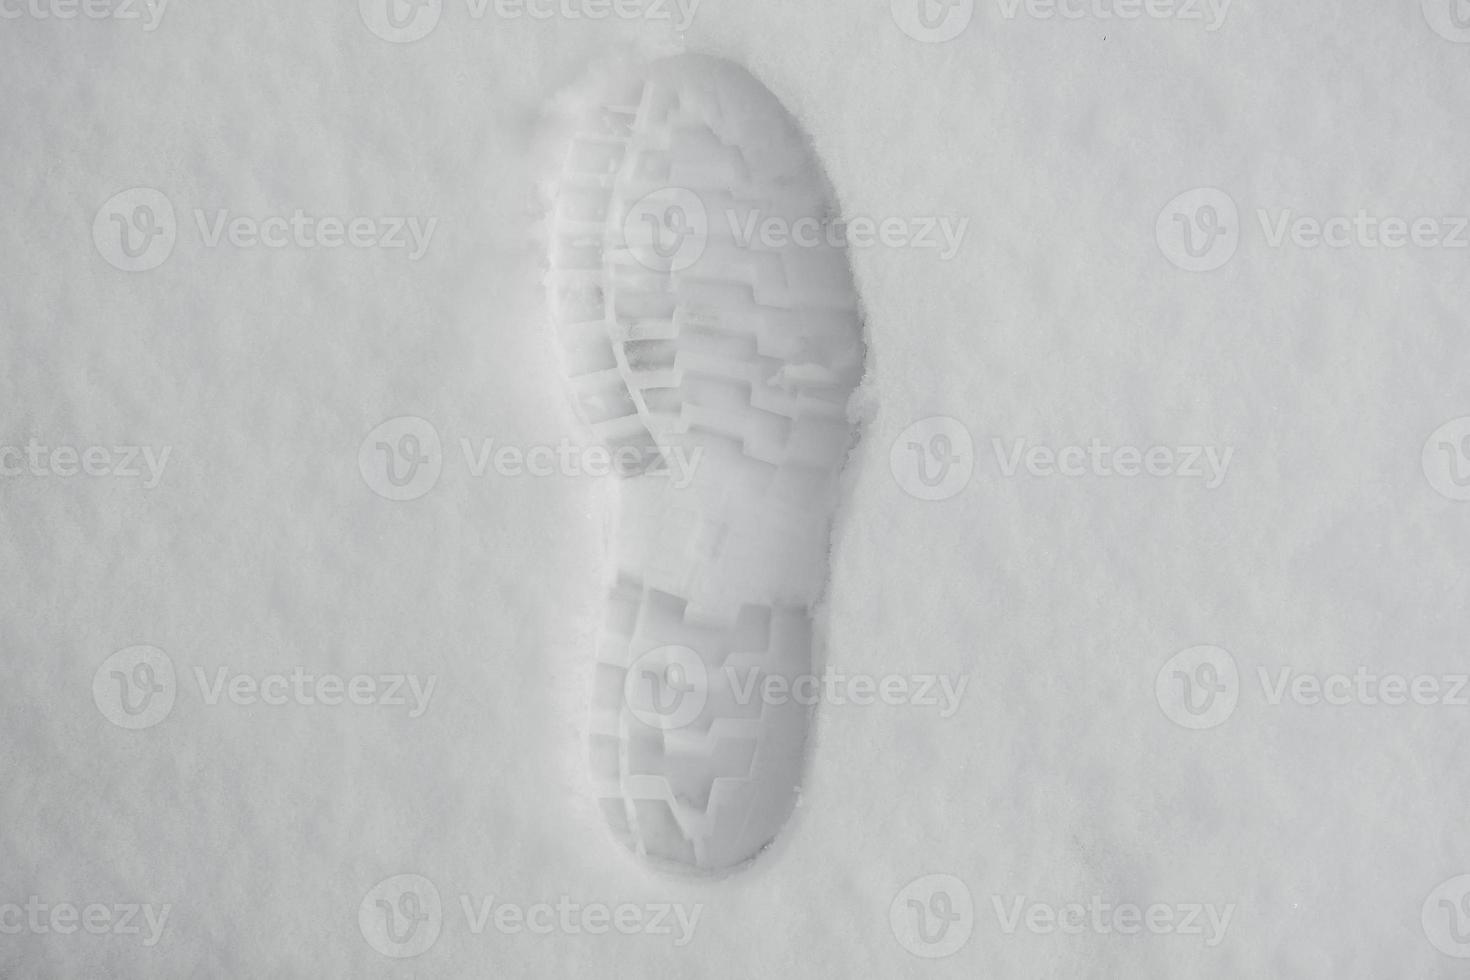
547;54;866;875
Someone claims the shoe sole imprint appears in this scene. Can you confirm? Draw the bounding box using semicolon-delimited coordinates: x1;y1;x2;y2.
544;54;866;874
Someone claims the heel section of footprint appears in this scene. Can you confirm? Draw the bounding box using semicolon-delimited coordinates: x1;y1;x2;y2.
544;53;866;875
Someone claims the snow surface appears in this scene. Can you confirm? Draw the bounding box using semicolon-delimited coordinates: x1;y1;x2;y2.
5;0;1470;975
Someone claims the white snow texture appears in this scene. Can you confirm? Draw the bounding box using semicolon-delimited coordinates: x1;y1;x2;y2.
5;0;1470;976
